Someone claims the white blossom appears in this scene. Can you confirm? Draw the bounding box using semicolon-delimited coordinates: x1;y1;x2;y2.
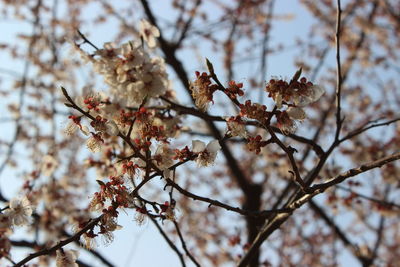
134;211;147;226
190;81;211;112
64;121;78;136
56;249;79;267
192;140;221;167
226;120;247;138
64;120;89;136
154;144;175;170
79;41;168;107
86;134;102;153
294;85;325;107
286;107;306;120
105;120;119;136
139;19;160;48
277;112;297;135
41;155;59;177
8;196;33;226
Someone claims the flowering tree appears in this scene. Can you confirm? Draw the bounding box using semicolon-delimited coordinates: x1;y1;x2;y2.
0;0;399;266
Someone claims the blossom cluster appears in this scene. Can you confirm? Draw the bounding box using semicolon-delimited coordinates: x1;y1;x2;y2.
188;67;324;137
190;71;219;112
58;21;325;266
0;196;33;260
265;76;324;108
265;74;324;134
2;2;398;266
0;196;33;228
74;40;168;108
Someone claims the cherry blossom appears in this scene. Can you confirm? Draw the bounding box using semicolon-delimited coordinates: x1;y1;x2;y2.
139;19;160;48
276;111;297;135
190;72;218;112
86;133;103;153
154;144;175;170
286;107;306;120
226;116;247;138
41;155;59;177
265;76;325;108
192;140;221;167
55;249;79;267
76;41;169;107
294;84;325;107
8;196;33;226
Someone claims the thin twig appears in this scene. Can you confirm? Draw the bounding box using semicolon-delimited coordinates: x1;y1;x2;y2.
165;177;291;217
174;0;202;48
311;152;400;192
334;0;343;141
340;117;400;143
336;185;400;209
14;216;103;267
149;216;186;267
309;200;372;265
173;221;201;267
237;152;400;266
77;29;99;50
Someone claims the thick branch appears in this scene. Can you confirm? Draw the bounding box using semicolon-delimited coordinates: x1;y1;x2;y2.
237;152;400;266
165;178;290;217
14;216;103;267
311;152;400;192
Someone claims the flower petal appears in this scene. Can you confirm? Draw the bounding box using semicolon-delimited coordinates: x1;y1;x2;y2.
206;140;221;153
286;107;306;120
192;140;206;152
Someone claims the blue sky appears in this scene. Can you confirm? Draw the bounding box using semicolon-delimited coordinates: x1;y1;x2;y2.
0;1;364;266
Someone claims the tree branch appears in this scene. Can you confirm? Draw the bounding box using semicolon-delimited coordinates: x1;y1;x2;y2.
334;0;343;141
149;216;186;267
237;151;400;266
14;216;103;267
173;220;201;267
165;177;290;217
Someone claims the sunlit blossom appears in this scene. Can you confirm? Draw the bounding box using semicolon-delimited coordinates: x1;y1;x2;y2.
294;84;325;107
192;140;221;167
41;155;59;177
226;117;247;138
86;133;103;153
8;196;33;226
286;107;306;120
265;76;325;108
64;121;78;136
134;210;147;226
154;144;175;170
56;249;79;267
139;19;160;48
80;41;168;107
190;72;218;112
276;112;297;135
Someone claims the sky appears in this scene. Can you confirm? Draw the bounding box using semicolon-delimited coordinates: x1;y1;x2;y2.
0;0;362;266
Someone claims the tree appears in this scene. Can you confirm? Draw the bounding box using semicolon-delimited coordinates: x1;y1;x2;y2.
0;0;399;266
